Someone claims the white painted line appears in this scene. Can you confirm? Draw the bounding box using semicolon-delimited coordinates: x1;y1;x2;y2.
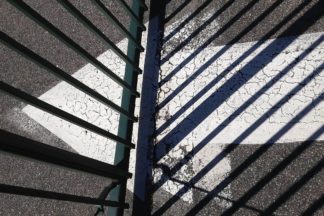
23;28;147;193
155;31;324;206
22;10;324;209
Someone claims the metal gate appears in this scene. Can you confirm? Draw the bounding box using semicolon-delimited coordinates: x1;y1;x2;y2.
0;0;147;215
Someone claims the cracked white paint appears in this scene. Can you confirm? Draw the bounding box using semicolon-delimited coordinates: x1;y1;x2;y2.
23;29;147;193
155;8;324;209
157;33;324;145
153;11;233;205
22;10;324;212
154;32;324;209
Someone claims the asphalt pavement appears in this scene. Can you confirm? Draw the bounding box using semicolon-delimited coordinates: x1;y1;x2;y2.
0;0;323;215
0;0;145;215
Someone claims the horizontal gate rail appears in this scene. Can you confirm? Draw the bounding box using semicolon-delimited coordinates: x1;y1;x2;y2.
0;81;135;148
90;0;145;52
0;184;129;208
0;31;138;122
56;0;142;74
0;130;131;180
8;0;140;97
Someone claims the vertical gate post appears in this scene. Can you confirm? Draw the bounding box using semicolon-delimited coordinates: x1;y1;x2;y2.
108;0;146;215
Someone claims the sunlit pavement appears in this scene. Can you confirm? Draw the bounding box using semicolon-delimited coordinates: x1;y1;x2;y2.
0;0;323;215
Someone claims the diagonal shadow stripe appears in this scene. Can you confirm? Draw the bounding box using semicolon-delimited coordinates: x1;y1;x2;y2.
261;155;324;215
152;36;323;192
156;0;313;133
164;170;265;214
301;194;324;216
153;89;323;215
184;95;324;215
161;0;239;64
222;128;324;215
154;1;323;162
158;0;298;88
173;141;324;215
164;0;193;24
163;0;221;45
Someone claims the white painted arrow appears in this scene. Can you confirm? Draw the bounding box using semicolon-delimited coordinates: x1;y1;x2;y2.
23;11;323;211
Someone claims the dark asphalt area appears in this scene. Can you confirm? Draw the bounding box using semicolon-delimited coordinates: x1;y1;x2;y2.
0;0;323;215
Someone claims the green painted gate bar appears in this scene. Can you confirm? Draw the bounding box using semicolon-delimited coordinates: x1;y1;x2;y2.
108;0;147;215
0;0;148;215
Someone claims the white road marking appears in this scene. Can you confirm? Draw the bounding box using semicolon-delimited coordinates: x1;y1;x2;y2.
156;9;324;208
23;29;146;193
23;11;324;209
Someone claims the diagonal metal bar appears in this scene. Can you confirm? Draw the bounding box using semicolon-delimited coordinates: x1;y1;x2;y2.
90;0;145;52
0;184;129;208
8;0;140;97
0;31;138;122
115;0;146;30
0;130;131;180
0;81;135;148
56;0;142;74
